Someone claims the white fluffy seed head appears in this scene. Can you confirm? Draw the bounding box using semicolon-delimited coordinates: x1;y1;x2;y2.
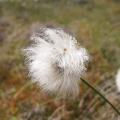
24;27;89;98
116;69;120;92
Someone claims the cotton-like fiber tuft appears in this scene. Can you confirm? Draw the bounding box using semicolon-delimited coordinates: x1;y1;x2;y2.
24;27;89;97
116;69;120;92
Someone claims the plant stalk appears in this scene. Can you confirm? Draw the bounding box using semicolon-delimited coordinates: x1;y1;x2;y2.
80;78;120;115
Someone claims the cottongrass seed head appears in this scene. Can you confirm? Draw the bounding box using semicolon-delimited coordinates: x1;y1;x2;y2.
24;26;89;98
116;69;120;92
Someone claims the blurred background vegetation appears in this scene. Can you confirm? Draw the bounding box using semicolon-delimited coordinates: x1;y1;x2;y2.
0;0;120;120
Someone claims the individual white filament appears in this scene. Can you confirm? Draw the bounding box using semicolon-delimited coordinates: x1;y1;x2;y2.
24;27;89;97
116;69;120;92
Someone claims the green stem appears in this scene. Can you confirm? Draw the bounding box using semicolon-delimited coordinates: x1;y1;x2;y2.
80;78;120;115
